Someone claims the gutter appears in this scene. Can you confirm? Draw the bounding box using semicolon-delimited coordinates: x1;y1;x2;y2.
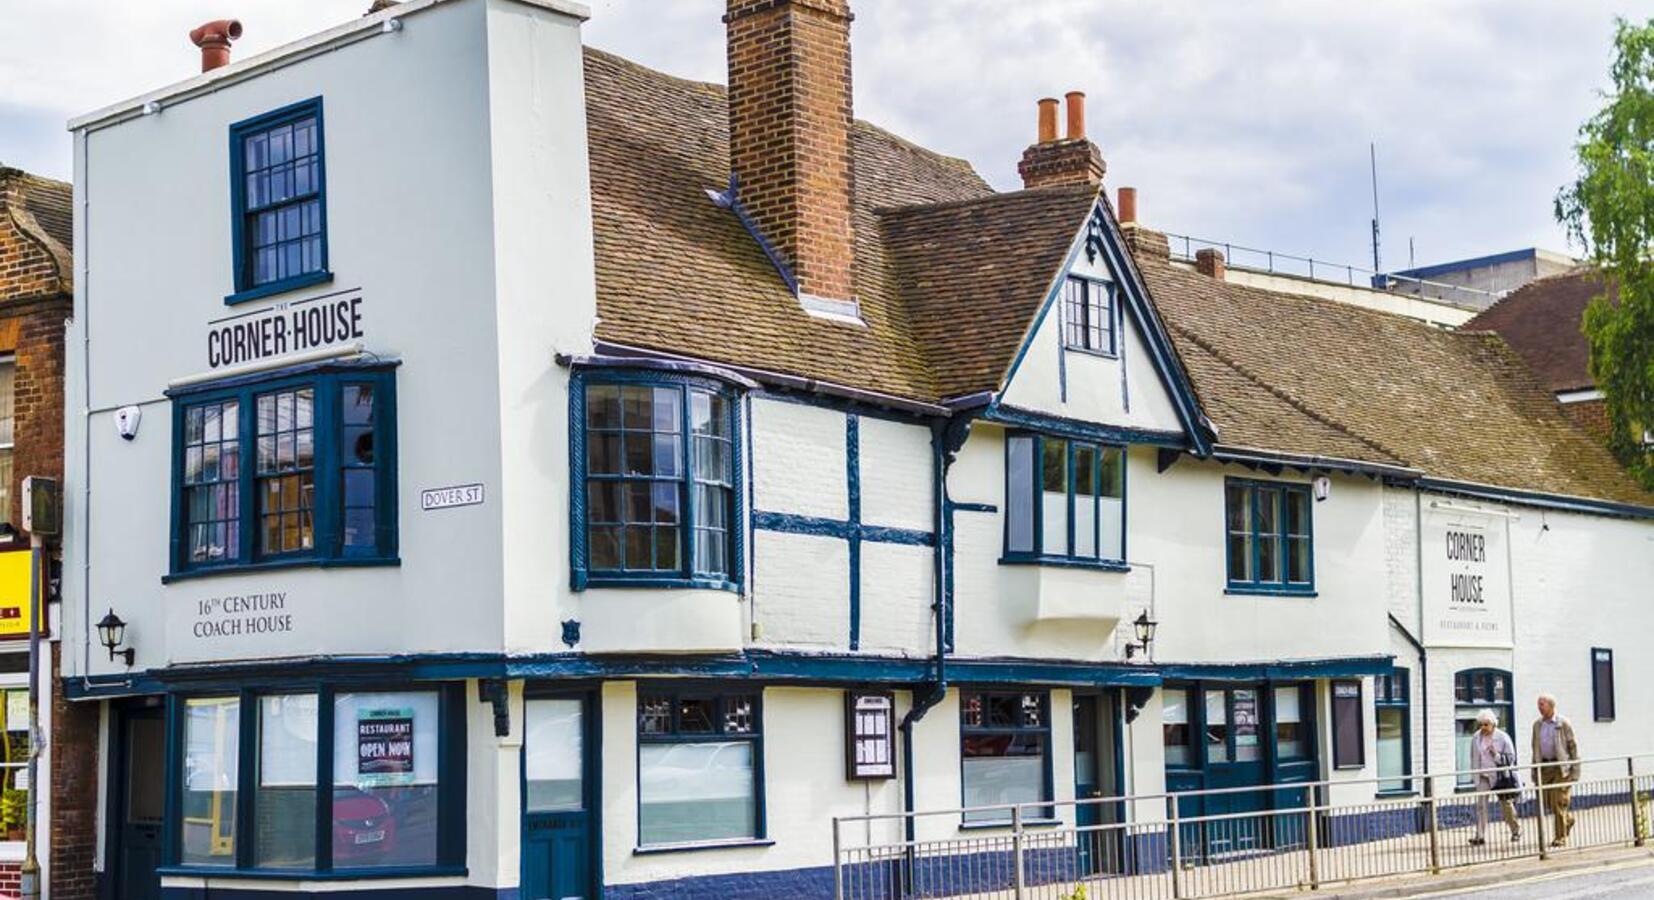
591;339;952;418
1212;445;1425;481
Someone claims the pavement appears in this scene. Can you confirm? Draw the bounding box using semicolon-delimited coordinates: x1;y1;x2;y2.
1246;845;1654;899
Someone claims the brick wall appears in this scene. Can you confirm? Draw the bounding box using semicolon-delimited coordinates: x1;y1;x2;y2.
1;171;91;899
725;0;857;301
49;644;98;900
6;294;68;531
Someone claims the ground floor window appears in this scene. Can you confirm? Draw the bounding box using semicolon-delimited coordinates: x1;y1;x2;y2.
0;652;33;845
173;683;464;874
1330;680;1364;769
1454;668;1512;789
1375;669;1410;794
636;687;762;847
960;690;1051;823
1162;688;1193;769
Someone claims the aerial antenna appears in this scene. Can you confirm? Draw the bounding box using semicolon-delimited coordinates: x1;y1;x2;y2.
1369;143;1382;273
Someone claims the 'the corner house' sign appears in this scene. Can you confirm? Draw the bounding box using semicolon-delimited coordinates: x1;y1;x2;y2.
1421;506;1513;648
207;289;364;369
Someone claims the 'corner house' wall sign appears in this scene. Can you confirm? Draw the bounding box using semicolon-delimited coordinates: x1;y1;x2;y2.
207;288;365;369
1421;507;1513;648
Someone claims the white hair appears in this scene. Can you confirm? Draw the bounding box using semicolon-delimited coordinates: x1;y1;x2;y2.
1537;693;1557;706
1476;709;1500;727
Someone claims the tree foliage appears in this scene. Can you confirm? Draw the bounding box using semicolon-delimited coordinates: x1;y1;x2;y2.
1556;17;1654;488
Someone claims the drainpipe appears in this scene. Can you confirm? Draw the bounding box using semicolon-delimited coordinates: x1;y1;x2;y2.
1412;489;1431;796
899;415;974;843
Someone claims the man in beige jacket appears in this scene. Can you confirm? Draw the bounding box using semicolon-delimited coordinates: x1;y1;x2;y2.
1531;693;1579;846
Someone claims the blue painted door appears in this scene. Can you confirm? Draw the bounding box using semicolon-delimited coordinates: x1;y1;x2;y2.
1200;687;1268;857
1072;693;1123;875
114;706;166;900
522;695;596;900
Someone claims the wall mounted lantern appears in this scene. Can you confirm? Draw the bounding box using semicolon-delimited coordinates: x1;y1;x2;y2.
96;609;135;666
1125;610;1158;660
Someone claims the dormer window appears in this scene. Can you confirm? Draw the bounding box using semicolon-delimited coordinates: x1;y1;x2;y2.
1062;276;1116;356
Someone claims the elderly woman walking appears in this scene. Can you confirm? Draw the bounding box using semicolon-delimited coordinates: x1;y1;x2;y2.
1469;709;1522;845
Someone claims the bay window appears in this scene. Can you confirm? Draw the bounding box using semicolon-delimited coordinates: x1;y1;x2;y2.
1004;434;1125;566
636;687;763;847
168;363;398;577
961;690;1051;823
570;372;743;590
170;683;464;876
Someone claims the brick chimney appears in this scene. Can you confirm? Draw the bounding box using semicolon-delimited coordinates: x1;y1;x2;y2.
1195;248;1227;280
725;0;857;306
1018;91;1106;190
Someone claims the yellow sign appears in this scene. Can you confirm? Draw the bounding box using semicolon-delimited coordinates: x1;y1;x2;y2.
0;551;34;639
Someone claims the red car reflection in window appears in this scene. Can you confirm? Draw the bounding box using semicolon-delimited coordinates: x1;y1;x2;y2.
332;787;396;865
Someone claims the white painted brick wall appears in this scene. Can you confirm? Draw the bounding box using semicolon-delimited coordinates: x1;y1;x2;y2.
857;542;934;655
752;530;850;648
859;416;934;532
751;397;847;519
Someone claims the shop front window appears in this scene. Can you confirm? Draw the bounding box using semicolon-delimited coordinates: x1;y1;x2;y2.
1375;670;1411;794
171;684;463;875
1162;689;1193;769
181;697;240;866
961;691;1051;823
636;688;762;847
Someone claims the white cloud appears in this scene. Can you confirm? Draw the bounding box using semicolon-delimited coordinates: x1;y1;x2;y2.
0;0;1641;270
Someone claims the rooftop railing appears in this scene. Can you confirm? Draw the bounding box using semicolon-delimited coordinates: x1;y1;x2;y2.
1161;231;1507;306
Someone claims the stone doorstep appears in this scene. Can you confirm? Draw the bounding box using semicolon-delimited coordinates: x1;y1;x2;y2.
1239;845;1654;899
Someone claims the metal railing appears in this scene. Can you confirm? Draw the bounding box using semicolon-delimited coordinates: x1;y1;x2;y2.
832;753;1654;899
1161;231;1506;305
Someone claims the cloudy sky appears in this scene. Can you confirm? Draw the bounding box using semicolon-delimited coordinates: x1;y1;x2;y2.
0;1;1641;272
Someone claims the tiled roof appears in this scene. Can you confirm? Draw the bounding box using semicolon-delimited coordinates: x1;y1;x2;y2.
583;47;1001;404
0;167;72;295
880;184;1100;400
21;174;72;252
1463;267;1605;394
1133;248;1648;505
579;48;1648;508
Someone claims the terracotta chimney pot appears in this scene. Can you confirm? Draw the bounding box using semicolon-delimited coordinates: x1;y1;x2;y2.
1036;98;1060;144
1117;187;1137;225
189;19;243;72
1064;91;1086;141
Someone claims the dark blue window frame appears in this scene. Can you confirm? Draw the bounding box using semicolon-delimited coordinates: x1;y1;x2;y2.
166;362;398;580
1453;668;1514;790
158;682;467;879
1592;648;1615;722
1062;276;1118;357
568;369;744;592
1001;433;1128;571
227;97;333;305
634;686;767;851
1375;668;1413;796
1223;477;1315;595
959;689;1056;826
